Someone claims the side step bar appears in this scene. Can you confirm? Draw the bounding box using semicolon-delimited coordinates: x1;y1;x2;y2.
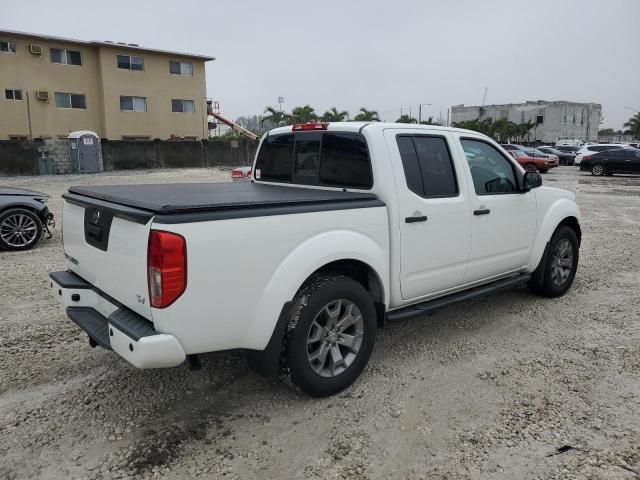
387;274;531;322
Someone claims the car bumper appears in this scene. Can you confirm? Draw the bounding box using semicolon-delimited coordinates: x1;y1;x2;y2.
49;271;186;369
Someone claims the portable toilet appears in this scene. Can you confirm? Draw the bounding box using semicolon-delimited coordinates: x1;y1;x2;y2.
68;131;100;173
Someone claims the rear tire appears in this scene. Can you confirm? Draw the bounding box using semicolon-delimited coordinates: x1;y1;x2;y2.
591;163;605;176
539;168;548;173
280;275;377;397
0;208;43;251
528;225;579;298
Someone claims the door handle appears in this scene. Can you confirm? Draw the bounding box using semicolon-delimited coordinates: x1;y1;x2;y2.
473;209;491;216
405;215;428;223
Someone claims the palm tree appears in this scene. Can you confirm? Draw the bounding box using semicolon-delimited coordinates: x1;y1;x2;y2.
353;108;380;122
321;107;349;122
623;112;640;139
262;106;288;127
396;114;418;124
290;105;318;124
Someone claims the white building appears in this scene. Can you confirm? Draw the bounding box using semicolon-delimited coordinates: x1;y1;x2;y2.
450;100;602;143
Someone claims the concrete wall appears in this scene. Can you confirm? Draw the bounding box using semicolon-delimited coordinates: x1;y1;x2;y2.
101;140;256;171
0;31;210;140
0;140;38;175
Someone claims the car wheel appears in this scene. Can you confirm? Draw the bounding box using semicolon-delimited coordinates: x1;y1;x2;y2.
528;225;579;298
280;275;377;397
539;168;548;173
591;163;606;176
525;163;536;173
0;208;43;251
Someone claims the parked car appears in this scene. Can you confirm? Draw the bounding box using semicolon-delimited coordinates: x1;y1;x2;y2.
50;122;581;397
553;145;580;158
500;144;559;164
537;146;575;166
0;187;54;251
508;150;559;173
628;142;640;149
580;148;640;176
574;144;628;165
231;166;252;181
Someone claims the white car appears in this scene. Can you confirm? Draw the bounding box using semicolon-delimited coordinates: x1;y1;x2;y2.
574;143;628;166
50;122;581;397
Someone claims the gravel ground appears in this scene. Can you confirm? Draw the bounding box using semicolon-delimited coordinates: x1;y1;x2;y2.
1;166;639;480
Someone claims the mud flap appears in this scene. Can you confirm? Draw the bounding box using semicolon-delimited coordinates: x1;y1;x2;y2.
246;302;293;378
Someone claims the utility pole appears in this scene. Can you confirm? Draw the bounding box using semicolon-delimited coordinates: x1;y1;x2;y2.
418;103;431;123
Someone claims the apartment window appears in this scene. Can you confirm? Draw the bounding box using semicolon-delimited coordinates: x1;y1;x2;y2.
55;92;86;109
117;54;144;71
171;99;195;113
5;89;22;100
0;41;17;53
50;48;82;65
120;96;147;112
169;61;193;76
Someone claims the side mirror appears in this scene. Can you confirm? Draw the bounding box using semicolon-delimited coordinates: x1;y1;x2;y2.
522;171;542;191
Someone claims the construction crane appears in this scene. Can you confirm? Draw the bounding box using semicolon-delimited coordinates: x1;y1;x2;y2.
208;111;259;141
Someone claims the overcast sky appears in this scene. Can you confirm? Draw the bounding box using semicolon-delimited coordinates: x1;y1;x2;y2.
4;0;640;129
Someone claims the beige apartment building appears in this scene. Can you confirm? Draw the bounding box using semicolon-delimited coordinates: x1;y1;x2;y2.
0;30;214;140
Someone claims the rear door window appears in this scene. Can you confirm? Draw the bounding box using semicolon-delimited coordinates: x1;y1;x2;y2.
396;135;458;198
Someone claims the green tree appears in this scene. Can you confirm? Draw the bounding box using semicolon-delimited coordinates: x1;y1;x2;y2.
321;107;349;122
420;116;436;125
598;128;616;136
289;105;318;124
623;113;640;139
353;108;380;122
396;114;418;124
261;106;288;127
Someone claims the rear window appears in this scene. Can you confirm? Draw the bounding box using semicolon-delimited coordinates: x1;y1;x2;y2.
255;132;372;189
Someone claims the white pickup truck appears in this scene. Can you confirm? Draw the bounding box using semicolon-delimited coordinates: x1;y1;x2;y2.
50;122;581;397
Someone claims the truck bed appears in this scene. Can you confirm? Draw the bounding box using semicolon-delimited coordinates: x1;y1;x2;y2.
63;182;384;224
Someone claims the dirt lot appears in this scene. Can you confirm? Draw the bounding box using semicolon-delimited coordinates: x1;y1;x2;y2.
1;166;639;480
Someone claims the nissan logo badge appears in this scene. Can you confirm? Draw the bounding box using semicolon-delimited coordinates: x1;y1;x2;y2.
92;209;101;224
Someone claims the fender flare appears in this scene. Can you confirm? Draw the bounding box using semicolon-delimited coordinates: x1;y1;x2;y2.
245;230;389;376
528;198;581;272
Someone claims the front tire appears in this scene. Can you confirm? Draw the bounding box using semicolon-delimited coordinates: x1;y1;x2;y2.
0;208;43;251
528;225;579;297
280;275;377;397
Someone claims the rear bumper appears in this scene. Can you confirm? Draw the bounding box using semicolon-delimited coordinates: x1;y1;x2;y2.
49;271;186;368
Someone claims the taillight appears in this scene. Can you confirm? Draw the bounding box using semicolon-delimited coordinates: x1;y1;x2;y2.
583;155;591;161
292;123;328;131
148;230;186;308
231;169;244;178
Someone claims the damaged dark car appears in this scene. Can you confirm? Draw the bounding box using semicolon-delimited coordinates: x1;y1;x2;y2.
0;187;54;251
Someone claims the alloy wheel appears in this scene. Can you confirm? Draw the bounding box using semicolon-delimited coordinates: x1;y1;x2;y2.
306;299;364;378
0;213;39;248
550;238;574;287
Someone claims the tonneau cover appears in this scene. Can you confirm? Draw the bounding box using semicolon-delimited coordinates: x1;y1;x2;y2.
67;182;378;214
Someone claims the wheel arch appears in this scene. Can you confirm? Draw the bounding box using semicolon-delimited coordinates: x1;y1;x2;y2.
528;199;582;273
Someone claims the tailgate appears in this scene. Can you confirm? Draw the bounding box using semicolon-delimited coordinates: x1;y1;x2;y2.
62;199;153;319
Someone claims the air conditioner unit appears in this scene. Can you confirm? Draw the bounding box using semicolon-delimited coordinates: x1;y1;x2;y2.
29;44;43;55
36;90;49;101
